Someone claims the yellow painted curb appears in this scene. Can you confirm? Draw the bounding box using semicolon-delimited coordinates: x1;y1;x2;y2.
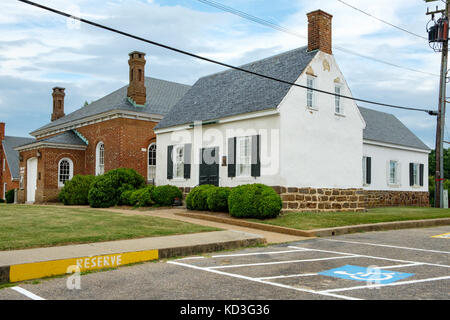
9;249;159;282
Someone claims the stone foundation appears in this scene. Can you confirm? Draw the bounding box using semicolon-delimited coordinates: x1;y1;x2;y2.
365;190;429;208
178;186;430;212
272;186;366;213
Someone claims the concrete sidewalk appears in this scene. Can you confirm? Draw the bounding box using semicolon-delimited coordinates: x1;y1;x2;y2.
0;230;264;284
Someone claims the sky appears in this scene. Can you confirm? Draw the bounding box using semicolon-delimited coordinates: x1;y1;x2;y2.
0;0;448;149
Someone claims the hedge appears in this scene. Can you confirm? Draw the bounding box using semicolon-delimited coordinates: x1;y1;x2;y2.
151;185;182;206
88;168;146;208
120;190;135;206
131;186;155;207
206;187;231;212
5;189;15;204
59;175;95;205
228;184;282;219
185;185;215;211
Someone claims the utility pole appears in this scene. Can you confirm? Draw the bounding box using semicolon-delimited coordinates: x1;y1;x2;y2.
426;0;448;208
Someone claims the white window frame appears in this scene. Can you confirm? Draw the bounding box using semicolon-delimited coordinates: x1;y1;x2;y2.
2;158;5;172
173;145;184;179
412;163;420;186
236;136;252;178
3;183;6;200
306;76;316;109
362;156;368;185
58;158;73;187
95;142;105;176
388;160;400;186
148;143;156;182
335;84;344;115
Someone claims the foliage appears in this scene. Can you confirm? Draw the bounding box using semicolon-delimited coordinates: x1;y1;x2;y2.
58;175;95;205
120;190;135;206
206;187;231;212
88;168;146;208
5;189;15;204
131;186;155;207
151;185;183;206
428;148;450;179
228;184;282;219
185;185;215;211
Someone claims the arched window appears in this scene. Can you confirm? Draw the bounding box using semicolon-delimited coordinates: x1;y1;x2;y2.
96;142;105;176
58;158;73;187
148;143;156;182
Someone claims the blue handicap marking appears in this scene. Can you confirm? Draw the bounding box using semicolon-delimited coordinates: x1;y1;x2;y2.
318;265;414;284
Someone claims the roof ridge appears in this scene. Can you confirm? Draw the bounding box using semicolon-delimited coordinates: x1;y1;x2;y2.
197;46;312;80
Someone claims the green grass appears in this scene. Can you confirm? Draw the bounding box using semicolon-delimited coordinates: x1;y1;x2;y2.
0;204;219;251
248;207;450;230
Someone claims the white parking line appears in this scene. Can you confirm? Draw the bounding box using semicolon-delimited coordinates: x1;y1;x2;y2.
168;260;361;300
258;273;317;280
319;275;450;293
207;255;360;270
288;246;450;269
376;263;424;269
320;238;450;254
211;249;309;258
177;256;205;260
11;286;45;300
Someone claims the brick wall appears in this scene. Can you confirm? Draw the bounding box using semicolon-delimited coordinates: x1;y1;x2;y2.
0;149;19;200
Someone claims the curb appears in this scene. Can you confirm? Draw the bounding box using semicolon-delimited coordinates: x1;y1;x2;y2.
176;212;450;238
175;212;315;237
310;218;450;237
0;236;264;284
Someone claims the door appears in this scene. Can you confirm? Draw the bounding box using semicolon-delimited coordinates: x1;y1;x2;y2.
199;147;219;186
27;157;38;203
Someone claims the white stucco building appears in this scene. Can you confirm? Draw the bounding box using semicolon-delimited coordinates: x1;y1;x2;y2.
154;10;430;211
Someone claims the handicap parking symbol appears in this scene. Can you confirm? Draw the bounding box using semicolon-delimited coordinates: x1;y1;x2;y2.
318;265;414;284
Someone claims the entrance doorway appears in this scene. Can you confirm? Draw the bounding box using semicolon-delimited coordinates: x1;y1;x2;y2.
199;147;219;186
26;157;38;203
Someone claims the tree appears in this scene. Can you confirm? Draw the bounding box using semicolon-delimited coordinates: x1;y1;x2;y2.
428;148;449;179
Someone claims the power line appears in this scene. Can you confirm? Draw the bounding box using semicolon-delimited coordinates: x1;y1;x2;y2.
194;0;439;77
337;0;428;41
18;0;437;116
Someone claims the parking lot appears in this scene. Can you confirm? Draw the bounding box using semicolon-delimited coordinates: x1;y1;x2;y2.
1;226;449;300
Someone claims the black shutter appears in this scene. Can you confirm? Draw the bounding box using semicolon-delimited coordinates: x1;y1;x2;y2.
366;157;372;185
167;145;173;180
228;137;236;177
409;163;414;186
419;164;424;186
184;144;191;179
251;135;261;177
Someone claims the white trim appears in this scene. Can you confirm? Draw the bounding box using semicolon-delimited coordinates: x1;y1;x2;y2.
15;142;87;152
154;109;279;134
31;110;164;138
363;139;430;154
173;144;185;179
58;157;74;187
148;142;156;181
95;141;105;176
3;182;6;200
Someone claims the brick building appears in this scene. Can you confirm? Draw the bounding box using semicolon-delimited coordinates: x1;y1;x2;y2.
14;51;190;203
0;123;34;201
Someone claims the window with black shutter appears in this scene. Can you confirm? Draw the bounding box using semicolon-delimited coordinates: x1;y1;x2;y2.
228;137;236;177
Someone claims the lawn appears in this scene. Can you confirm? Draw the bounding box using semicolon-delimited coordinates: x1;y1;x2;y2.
0;204;219;251
249;207;450;230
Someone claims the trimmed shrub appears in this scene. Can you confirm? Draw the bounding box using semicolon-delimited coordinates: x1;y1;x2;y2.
206;187;231;212
151;185;182;206
186;185;215;211
59;175;95;205
88;168;146;208
120;190;135;206
132;185;155;207
0;198;5;203
5;189;15;204
228;184;282;219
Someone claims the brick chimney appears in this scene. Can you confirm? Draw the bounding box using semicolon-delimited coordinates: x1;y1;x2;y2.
307;10;333;55
51;87;66;121
127;51;147;106
0;122;4;142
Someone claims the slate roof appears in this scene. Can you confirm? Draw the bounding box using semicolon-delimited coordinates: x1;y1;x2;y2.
33;77;191;134
155;46;318;129
2;136;35;179
39;130;87;146
359;106;430;151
